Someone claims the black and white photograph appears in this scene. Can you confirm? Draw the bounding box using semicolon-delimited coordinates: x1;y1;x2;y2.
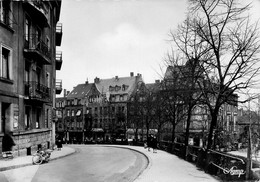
1;0;260;181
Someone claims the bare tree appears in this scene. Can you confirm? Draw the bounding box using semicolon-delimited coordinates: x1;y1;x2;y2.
162;52;190;143
170;0;260;150
163;50;205;155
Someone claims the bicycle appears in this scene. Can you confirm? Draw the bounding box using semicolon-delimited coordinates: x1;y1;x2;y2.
2;151;14;159
32;149;52;165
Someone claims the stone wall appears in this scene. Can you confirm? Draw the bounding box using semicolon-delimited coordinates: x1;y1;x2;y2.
2;130;52;157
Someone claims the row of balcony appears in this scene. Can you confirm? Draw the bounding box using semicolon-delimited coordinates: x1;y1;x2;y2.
23;1;49;27
24;34;63;65
56;23;63;46
24;81;51;103
56;22;63;94
24;81;63;102
24;34;51;64
56;79;62;94
23;2;63;95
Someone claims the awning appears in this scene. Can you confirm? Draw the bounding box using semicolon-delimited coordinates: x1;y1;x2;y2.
91;128;104;132
126;128;158;134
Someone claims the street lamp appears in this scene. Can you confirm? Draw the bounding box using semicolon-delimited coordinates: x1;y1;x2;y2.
246;95;252;180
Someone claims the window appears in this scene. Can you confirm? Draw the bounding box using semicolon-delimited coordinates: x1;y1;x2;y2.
25;61;30;82
1;102;10;133
76;109;81;116
35;67;41;84
71;110;74;117
36;27;41;42
56;110;62;118
115;85;121;92
45;109;49;128
46;37;50;49
0;0;11;26
36;108;41;129
67;110;70;117
25;17;31;41
1;46;12;80
46;72;50;88
25;106;31;130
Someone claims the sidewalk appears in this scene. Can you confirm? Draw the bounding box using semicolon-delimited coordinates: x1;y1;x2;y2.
0;145;75;172
115;145;220;182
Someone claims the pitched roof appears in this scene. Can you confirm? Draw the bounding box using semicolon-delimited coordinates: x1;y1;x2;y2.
146;82;161;93
95;75;143;96
67;83;94;98
56;97;67;102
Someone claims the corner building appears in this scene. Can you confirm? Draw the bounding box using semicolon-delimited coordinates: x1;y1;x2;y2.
56;73;143;143
0;0;62;156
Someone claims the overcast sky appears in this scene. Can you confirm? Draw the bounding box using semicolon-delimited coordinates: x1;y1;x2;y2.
57;0;188;92
57;0;260;96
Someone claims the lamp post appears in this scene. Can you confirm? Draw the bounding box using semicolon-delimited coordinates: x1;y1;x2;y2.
246;93;252;180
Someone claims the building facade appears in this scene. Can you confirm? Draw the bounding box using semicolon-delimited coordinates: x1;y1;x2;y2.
0;0;62;156
160;64;238;147
55;73;143;143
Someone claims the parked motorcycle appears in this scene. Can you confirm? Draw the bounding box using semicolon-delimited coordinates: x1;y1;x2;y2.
32;149;53;165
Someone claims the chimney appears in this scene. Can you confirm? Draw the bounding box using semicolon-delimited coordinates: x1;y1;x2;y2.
85;78;89;84
137;73;142;77
155;80;160;83
130;72;134;77
63;89;67;97
115;76;119;81
94;77;100;83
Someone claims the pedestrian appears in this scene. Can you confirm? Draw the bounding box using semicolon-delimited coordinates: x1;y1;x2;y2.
147;135;152;152
56;136;63;151
152;136;158;153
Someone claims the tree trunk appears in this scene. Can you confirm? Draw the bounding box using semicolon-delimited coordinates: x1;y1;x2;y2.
184;106;192;147
207;112;218;150
171;125;176;143
184;106;193;159
146;117;150;140
170;113;176;143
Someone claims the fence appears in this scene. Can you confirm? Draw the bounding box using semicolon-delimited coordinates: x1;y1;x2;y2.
158;141;253;181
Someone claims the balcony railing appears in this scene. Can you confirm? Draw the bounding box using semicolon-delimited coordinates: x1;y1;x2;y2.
24;81;51;102
23;1;49;27
56;51;62;70
56;79;62;94
56;23;63;46
24;34;51;64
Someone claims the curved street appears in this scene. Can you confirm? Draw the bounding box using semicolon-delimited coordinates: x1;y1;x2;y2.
1;145;148;182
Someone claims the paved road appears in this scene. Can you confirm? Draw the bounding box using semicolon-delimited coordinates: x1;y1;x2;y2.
0;145;148;182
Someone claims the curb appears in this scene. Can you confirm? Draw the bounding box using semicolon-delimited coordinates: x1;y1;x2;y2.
102;145;152;181
0;163;32;172
48;148;77;162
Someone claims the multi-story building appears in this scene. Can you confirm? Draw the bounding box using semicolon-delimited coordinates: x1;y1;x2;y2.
55;73;143;143
160;64;238;146
0;0;62;156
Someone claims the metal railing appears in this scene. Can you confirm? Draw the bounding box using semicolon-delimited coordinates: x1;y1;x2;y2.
24;81;51;102
56;23;62;34
56;51;62;62
56;79;62;89
24;34;51;60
